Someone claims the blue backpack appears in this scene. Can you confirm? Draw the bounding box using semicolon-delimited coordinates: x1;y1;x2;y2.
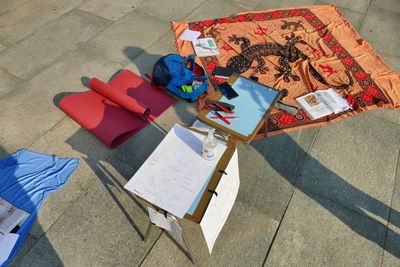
151;54;209;101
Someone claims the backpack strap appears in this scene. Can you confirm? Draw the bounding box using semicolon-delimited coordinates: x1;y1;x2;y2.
186;54;195;72
196;90;209;111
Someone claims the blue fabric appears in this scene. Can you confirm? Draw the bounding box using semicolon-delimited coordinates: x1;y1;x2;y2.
152;53;209;101
0;149;79;267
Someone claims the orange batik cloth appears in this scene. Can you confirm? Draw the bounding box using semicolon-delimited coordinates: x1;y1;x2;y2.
171;5;400;138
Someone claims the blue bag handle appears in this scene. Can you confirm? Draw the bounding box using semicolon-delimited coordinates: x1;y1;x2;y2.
192;74;208;81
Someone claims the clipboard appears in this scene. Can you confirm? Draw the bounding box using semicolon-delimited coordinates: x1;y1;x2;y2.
130;125;236;223
198;74;281;143
182;126;236;223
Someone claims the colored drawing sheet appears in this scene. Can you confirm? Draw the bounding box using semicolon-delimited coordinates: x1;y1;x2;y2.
206;76;279;136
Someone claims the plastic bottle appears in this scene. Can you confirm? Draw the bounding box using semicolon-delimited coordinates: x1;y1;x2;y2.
202;129;217;160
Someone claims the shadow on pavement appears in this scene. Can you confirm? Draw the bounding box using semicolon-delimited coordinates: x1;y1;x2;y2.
252;133;400;259
0;147;64;266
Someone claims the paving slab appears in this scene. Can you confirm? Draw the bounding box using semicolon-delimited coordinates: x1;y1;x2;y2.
135;0;206;22
360;6;400;58
381;222;400;266
0;0;85;46
0;0;31;15
298;113;400;226
16;157;161;267
231;0;262;11
316;1;366;30
368;108;400;125
0;47;121;153
105;94;201;172
371;0;400;14
0;9;111;80
79;0;142;21
123;32;177;76
0;43;7;52
83;10;170;65
390;153;400;217
255;0;317;10
26;116;122;239
0;69;26;99
141;200;279;267
237;127;319;221
185;0;246;22
9;234;38;267
382;155;400;266
266;189;387;266
381;53;400;74
315;0;370;13
150;100;198;131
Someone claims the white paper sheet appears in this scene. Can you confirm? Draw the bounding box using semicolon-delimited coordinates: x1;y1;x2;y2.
0;233;19;265
125;124;227;218
147;207;182;240
191;120;212;132
179;29;201;41
200;150;240;254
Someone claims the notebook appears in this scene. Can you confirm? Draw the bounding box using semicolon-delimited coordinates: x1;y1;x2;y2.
192;38;219;57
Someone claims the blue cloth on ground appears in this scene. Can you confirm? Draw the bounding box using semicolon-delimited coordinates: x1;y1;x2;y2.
0;149;79;267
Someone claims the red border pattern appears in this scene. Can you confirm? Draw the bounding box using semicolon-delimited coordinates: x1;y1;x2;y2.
188;8;390;134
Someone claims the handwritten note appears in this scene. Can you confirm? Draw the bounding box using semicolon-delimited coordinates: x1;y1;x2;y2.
200;149;240;254
125;124;227;218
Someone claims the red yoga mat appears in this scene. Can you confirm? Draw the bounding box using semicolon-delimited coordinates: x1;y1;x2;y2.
59;69;176;148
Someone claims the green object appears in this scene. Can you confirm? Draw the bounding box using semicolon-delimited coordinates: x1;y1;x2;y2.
181;85;193;93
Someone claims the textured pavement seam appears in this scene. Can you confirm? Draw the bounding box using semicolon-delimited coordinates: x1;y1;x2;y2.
380;148;400;267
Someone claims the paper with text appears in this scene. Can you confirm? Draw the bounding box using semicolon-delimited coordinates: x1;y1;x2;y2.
125;124;227;218
200;150;240;254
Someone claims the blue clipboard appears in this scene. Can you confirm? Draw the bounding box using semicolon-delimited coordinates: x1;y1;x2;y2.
198;74;281;143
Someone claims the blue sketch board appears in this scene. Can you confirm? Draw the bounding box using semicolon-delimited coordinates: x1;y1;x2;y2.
206;76;280;137
187;174;212;215
187;139;226;215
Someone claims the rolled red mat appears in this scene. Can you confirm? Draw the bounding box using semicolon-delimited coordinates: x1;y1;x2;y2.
89;77;150;120
58;69;176;148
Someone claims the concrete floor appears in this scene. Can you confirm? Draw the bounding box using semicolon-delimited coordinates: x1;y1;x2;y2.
0;0;399;266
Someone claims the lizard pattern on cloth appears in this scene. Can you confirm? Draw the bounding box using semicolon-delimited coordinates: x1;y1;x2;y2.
226;33;353;89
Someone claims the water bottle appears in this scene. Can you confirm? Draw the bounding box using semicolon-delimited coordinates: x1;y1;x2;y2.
202;128;217;160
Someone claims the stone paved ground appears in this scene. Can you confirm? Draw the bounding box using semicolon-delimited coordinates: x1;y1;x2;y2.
0;0;399;266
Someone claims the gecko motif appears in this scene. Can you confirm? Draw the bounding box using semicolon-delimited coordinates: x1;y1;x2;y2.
225;33;353;89
281;20;305;31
